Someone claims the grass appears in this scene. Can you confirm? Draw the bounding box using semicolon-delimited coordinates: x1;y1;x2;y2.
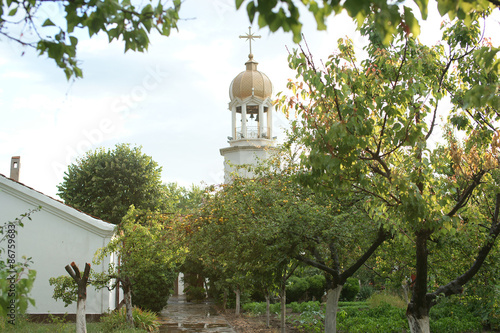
1;316;148;332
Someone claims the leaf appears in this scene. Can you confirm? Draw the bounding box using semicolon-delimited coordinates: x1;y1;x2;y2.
8;7;17;16
413;0;429;20
403;6;421;37
235;0;245;9
42;18;55;27
246;1;256;23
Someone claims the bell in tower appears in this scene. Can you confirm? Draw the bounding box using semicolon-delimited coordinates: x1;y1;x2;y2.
220;27;277;183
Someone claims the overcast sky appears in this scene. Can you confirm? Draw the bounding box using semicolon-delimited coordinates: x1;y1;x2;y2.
0;0;498;199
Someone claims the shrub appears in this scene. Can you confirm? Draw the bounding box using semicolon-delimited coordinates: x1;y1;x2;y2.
184;286;206;302
291;307;324;333
132;268;176;313
338;302;407;333
242;301;281;315
286;276;310;302
243;302;264;315
306;275;326;301
100;307;160;332
357;284;375;300
340;278;360;301
270;302;281;314
459;284;500;330
430;297;483;333
367;291;406;309
289;301;321;313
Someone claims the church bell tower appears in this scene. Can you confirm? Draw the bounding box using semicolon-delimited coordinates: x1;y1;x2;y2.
220;27;277;182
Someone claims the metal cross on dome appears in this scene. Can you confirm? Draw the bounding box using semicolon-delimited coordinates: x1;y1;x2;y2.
239;26;261;55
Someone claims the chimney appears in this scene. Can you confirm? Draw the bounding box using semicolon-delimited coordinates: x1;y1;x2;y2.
10;156;20;181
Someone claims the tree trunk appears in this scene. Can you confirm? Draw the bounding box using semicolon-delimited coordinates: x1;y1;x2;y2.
324;285;342;333
281;280;286;333
123;281;134;327
222;289;228;310
65;262;90;333
76;297;86;333
402;284;410;305
406;230;431;333
234;287;241;316
265;293;270;328
407;314;430;333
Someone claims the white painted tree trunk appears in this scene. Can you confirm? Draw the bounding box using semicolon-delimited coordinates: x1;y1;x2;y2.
324;286;342;333
76;297;86;333
407;314;430;333
265;294;270;328
124;286;134;327
235;288;241;316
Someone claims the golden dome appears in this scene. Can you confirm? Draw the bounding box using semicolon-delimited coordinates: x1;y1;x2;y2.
229;54;273;101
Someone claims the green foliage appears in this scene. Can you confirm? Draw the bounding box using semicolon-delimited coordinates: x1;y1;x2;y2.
49;275;78;307
0;210;39;324
0;318;144;332
58;143;168;225
164;183;206;214
242;301;265;315
184;286;206;302
357;285;375;301
429;298;483;333
49;267;115;307
305;275;326;301
291;306;324;333
367;292;407;309
132;268;176;313
282;9;500;329
340;278;360;301
0;258;36;322
243;301;282;315
245;299;485;333
289;301;321;313
189;150;384;317
0;0;181;79
94;206;186;313
431;289;500;331
337;303;408;333
100;307;160;332
238;0;497;45
286;276;310;302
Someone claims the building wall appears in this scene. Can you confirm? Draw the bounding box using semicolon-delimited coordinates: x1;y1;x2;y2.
220;144;277;182
0;177;116;314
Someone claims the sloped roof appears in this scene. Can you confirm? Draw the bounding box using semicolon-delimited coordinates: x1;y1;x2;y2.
0;173;115;238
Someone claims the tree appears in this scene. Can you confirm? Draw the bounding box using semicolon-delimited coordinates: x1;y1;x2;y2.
189;153;389;332
281;12;499;333
238;0;499;44
64;262;91;333
188;174;296;329
0;0;181;79
93;206;186;326
57;143;168;225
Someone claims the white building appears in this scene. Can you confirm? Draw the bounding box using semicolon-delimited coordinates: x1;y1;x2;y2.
0;157;116;318
220;43;277;182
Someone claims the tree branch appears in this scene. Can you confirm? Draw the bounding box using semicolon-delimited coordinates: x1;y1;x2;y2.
341;226;391;281
295;254;338;276
446;170;486;217
429;193;500;304
391;36;409;90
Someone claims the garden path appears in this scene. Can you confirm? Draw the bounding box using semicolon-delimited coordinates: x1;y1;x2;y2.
158;295;236;332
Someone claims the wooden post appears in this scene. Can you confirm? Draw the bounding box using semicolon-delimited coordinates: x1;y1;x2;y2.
65;262;91;333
